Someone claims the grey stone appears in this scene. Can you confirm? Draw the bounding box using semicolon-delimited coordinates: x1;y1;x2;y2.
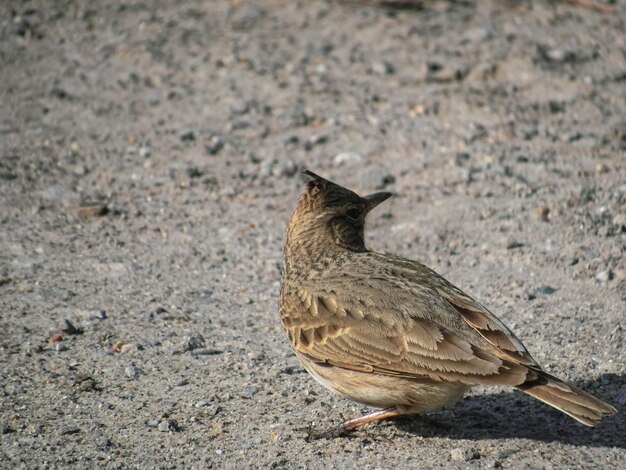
596;270;613;283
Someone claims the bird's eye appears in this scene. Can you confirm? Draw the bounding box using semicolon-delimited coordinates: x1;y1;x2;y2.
345;208;360;221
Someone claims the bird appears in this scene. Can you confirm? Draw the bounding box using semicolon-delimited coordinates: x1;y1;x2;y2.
279;170;616;433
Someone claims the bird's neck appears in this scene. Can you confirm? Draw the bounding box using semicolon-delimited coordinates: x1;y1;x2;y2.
282;220;360;280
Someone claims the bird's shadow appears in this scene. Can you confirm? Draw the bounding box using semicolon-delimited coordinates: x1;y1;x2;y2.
391;373;625;448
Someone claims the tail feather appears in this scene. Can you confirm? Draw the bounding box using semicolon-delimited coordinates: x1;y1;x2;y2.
517;372;617;427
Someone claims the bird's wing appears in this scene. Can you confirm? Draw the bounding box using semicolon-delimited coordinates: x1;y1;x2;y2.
432;279;540;368
366;253;541;369
280;285;535;386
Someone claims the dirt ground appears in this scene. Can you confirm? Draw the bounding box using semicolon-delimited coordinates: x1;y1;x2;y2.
1;0;625;468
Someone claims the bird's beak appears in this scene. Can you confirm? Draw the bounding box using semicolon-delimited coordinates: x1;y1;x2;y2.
364;192;392;212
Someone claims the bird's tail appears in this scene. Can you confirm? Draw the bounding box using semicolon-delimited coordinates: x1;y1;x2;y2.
517;371;617;427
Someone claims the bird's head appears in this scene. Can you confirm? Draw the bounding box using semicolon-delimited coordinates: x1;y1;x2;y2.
286;170;392;254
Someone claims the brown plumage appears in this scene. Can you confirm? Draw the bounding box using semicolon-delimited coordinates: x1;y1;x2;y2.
279;170;616;431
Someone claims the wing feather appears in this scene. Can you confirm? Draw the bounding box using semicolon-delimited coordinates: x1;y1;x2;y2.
438;288;540;368
280;288;532;387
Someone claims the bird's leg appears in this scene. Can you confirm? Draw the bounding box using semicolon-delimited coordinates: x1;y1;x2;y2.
304;407;403;440
342;407;402;430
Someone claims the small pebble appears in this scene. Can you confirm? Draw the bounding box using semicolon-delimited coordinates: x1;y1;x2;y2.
230;4;266;31
206;135;224;155
186;166;203;179
451;447;480;461
334;152;363;166
180;130;196;142
182;334;206;352
125;366;138;379
211;421;224;437
371;60;394;75
278;106;309;128
230;100;250;115
79;378;96;392
380;174;396;188
596;270;613;283
138;143;151;158
463;26;492;43
275;159;298;177
534;206;550;222
55;342;67;352
544;48;566;62
454;152;470;166
595;163;610;174
61;427;80;435
120;343;139;354
60;319;79;335
427;62;468;83
48;333;64;344
76;204;108;219
304;134;327;151
533;285;557;296
241;386;260;398
281;365;302;375
506;240;524;249
2;425;16;434
612;213;626;228
191;349;224;356
158;419;179;433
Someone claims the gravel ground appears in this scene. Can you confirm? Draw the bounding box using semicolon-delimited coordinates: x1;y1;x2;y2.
1;0;625;468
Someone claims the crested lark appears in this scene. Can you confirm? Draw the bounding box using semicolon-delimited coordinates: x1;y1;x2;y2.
279;170;616;431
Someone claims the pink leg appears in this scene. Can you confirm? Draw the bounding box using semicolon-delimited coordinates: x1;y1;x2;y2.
305;407;405;440
343;406;402;430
